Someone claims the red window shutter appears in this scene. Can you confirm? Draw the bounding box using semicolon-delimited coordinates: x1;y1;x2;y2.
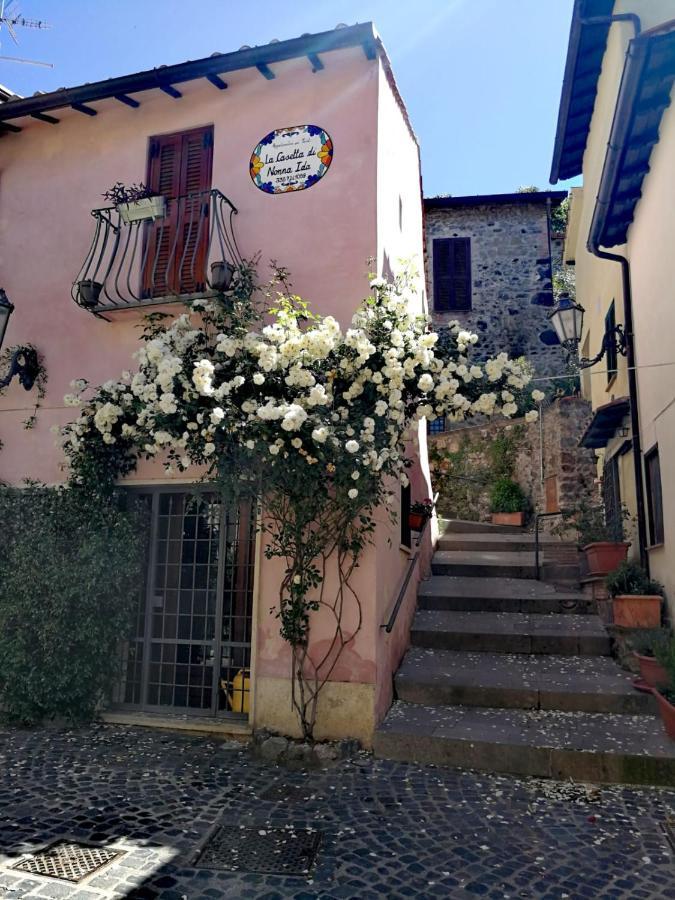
143;126;213;298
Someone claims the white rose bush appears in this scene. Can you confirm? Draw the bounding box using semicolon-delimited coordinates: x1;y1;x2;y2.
62;264;540;738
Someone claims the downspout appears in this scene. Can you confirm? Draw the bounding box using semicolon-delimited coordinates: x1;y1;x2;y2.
586;21;649;571
586;243;648;571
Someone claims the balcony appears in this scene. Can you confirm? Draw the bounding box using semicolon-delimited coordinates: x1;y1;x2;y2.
72;189;242;315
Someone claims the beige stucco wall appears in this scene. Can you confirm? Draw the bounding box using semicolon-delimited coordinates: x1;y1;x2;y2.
568;1;675;612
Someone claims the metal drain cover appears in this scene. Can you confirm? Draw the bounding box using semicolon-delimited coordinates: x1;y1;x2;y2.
196;825;322;875
11;840;121;883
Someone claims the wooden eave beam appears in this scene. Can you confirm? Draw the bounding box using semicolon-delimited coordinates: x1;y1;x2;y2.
160;84;182;98
256;62;275;80
114;94;140;108
31;111;59;124
307;52;324;72
206;73;228;89
71;102;97;116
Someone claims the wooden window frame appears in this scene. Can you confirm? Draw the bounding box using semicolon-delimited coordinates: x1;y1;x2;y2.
645;445;665;547
432;237;472;313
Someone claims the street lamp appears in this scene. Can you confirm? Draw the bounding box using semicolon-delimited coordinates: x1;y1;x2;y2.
0;290;41;391
548;293;627;369
0;288;14;351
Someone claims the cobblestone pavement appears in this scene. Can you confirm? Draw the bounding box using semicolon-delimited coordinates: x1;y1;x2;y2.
0;725;673;899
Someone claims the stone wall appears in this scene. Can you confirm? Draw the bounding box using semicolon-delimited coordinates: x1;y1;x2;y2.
429;397;596;526
425;201;564;377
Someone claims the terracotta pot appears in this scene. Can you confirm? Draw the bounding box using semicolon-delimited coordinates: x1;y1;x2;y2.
655;690;675;741
634;652;669;689
582;541;630;576
491;512;524;526
613;594;662;629
408;512;427;532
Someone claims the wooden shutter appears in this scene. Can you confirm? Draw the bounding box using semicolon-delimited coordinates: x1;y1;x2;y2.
143;126;213;298
433;238;472;312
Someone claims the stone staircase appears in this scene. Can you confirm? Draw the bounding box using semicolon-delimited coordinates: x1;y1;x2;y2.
374;519;675;785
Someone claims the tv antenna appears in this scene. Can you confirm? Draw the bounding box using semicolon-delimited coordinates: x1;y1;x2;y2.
0;1;52;69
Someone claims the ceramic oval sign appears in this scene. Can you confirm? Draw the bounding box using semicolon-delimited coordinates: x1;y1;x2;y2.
249;124;333;194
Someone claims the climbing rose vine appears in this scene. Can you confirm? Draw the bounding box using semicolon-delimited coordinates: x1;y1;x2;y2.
62;265;539;738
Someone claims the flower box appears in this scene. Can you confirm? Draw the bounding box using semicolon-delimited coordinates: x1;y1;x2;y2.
491;512;524;527
613;594;662;629
117;195;165;224
582;541;630;576
408;512;428;532
655;690;675;741
634;652;669;689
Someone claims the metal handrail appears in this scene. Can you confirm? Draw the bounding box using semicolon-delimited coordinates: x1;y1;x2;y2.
534;509;570;580
72;188;242;314
382;492;439;634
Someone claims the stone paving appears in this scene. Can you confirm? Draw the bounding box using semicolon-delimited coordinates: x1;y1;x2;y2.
0;724;674;899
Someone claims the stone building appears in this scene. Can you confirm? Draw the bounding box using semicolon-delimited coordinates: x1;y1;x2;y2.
424;191;568;377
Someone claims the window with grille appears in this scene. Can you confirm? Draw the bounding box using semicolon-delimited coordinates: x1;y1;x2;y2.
645;447;664;546
432;238;471;312
428;416;446;434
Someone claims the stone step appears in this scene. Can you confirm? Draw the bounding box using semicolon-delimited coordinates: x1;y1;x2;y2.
438;533;573;554
439;518;523;535
395;648;654;715
373;702;675;786
411;610;611;656
432;550;538;579
418;576;591;614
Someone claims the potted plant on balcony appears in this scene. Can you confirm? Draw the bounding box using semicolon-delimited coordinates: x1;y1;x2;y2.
76;279;103;308
489;477;526;527
630;629;670;690
210;260;236;293
103;181;165;224
654;638;675;740
409;497;434;532
606;561;664;629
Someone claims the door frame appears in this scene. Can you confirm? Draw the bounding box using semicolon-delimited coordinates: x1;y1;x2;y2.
118;483;257;719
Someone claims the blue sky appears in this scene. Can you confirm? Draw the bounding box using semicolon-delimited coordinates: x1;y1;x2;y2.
1;0;580;196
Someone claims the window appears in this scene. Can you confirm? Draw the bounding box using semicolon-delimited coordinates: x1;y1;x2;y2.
400;483;412;549
645;447;664;546
432;238;471;312
605;302;617;384
143;125;214;298
428;416;446;435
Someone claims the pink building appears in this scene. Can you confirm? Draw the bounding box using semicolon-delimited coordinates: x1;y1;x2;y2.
0;24;433;744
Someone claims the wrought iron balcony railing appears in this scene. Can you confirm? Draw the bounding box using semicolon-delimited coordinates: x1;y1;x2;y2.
72;189;242;314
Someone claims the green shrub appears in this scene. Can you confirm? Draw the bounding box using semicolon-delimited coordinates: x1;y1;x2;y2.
555;499;629;545
605;561;664;598
0;484;147;725
655;638;675;704
489;477;525;514
629;628;670;659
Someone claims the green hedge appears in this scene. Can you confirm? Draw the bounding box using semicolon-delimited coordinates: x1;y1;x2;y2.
0;484;147;724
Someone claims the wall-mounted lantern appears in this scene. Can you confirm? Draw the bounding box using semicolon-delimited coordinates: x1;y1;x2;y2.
0;289;41;391
548;293;627;369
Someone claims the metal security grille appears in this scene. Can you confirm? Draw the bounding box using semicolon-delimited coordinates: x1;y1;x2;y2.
11;841;121;883
115;488;255;718
196;826;322;875
428;416;446;435
602;455;623;541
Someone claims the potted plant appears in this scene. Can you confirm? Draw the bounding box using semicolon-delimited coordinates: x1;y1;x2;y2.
558;500;630;575
654;639;675;740
489;477;526;526
76;279;103;308
103;181;165;224
210;260;236;292
409;497;434;532
630;629;670;690
606;561;664;629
